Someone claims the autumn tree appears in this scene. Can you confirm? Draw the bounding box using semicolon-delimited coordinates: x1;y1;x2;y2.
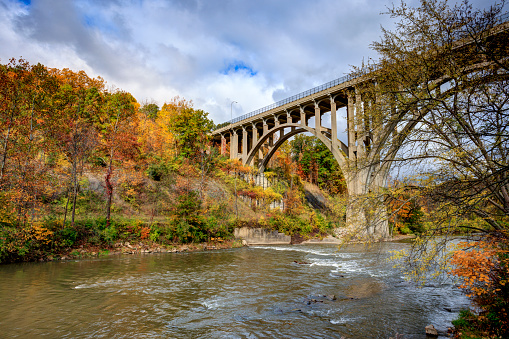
357;0;509;333
50;69;104;226
164;97;214;160
98;90;139;227
0;59;60;224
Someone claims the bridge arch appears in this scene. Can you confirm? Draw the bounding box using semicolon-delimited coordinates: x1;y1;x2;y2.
245;122;348;174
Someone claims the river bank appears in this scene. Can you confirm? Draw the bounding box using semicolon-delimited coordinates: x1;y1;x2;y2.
38;239;246;262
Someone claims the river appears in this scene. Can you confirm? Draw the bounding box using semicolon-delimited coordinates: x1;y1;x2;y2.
0;241;469;338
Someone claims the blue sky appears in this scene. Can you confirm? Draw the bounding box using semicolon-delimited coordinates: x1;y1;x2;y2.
0;0;500;125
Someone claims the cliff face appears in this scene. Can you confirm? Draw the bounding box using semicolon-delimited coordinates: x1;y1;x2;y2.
302;182;329;211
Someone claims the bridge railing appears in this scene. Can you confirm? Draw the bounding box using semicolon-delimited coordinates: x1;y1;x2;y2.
215;11;509;131
222;70;366;126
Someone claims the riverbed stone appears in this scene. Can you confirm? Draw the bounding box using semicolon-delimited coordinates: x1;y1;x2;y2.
425;324;438;336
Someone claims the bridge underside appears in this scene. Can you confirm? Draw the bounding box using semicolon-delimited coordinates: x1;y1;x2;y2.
212;83;373;190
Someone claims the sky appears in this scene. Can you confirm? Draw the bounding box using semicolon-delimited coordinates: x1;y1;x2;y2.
0;0;500;125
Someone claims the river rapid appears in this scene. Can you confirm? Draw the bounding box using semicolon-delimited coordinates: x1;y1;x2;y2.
0;241;469;338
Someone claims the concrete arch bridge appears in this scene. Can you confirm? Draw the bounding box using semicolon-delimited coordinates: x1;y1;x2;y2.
210;17;509;238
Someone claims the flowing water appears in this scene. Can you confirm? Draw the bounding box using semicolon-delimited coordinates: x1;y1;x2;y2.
0;241;469;338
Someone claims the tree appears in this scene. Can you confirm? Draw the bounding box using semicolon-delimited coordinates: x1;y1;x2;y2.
357;0;509;334
163;97;214;160
289;135;346;194
139;101;159;121
0;59;60;224
98;90;139;227
50;69;104;226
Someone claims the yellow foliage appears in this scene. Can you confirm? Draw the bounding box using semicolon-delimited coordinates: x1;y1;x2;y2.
31;223;53;244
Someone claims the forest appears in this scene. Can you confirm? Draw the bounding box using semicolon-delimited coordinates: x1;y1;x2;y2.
0;57;351;265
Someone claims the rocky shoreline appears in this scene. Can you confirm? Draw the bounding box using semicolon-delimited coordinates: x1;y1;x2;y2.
48;239;246;261
37;234;415;262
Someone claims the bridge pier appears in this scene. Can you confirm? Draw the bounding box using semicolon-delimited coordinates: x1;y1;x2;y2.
230;129;238;160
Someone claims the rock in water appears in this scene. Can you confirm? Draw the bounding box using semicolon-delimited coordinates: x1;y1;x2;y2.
425;324;438;337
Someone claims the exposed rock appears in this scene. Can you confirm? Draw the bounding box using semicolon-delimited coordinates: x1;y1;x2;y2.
293;260;311;265
241;239;248;246
425;324;438;337
326;295;337;301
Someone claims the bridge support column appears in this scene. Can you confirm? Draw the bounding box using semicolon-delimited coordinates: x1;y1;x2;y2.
285;110;292;124
345;168;389;240
274;115;283;140
314;101;321;133
300;106;306;127
347;91;356;160
330;96;338;151
252;123;258;147
230;130;238;160
242;127;248;163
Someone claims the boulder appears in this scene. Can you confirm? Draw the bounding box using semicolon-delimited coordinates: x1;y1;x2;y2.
425;324;438;337
326;295;337;301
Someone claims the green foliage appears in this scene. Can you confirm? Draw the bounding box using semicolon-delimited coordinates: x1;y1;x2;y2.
147;162;169;181
290;135;345;194
265;210;333;238
139;103;159;120
100;226;118;244
56;227;78;247
167;105;214;159
452;309;477;331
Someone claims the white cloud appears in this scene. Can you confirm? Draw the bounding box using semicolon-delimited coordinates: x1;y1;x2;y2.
0;0;502;125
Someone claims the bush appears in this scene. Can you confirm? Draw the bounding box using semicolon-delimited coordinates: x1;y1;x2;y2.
100;226;118;244
147;162;169;181
56;227;78;247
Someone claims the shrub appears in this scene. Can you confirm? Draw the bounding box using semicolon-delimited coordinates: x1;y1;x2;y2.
56;227;78;247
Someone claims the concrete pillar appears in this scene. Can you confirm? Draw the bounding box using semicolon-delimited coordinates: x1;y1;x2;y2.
347;91;356;160
355;91;363;135
285;110;292;124
230;130;238;160
242;127;248;163
263;119;269;136
314;101;321;133
252;123;258;148
274;114;283;140
330;96;338;151
300;106;306;127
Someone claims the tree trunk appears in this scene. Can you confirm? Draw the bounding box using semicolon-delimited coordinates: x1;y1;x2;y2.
0;104;16;181
105;158;114;228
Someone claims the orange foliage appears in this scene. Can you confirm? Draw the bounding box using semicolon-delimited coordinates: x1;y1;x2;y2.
450;240;508;298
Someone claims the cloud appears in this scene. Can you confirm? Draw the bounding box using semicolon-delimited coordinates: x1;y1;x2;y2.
0;0;501;125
